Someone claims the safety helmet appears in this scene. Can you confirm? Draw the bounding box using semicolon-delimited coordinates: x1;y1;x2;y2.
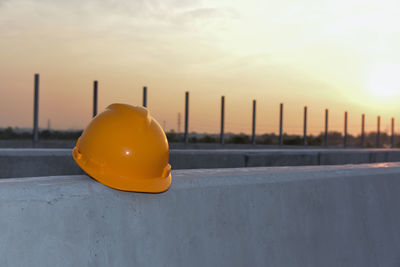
72;103;171;193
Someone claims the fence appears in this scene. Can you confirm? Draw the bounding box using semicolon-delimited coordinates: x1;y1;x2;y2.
28;74;397;148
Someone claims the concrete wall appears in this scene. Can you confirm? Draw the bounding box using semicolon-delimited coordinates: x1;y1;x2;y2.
1;164;400;266
2;148;400;178
0;149;85;178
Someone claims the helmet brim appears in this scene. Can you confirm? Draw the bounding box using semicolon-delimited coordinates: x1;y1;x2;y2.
72;147;171;193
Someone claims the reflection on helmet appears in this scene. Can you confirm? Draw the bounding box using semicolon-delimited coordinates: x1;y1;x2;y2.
72;103;171;193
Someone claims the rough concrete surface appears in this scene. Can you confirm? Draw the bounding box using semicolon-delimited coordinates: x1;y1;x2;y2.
2;148;400;178
1;163;400;266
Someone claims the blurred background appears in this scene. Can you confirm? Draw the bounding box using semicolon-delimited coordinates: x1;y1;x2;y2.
1;0;400;146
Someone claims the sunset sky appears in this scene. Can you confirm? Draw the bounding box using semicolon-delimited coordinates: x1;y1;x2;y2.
1;0;400;135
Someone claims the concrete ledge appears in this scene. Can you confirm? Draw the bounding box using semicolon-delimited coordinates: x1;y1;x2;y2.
2;148;400;178
1;164;400;266
0;149;85;178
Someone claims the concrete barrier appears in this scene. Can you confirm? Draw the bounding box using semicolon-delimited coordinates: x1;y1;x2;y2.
0;149;85;178
2;148;400;178
1;163;400;266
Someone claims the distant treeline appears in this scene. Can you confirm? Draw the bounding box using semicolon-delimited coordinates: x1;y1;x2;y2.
167;130;396;147
0;127;396;147
0;127;82;140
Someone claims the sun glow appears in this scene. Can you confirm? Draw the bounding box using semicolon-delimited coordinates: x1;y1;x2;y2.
367;63;400;97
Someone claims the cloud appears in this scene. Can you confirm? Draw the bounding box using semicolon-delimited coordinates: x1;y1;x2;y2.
171;7;238;27
0;0;9;8
179;7;237;19
0;0;215;35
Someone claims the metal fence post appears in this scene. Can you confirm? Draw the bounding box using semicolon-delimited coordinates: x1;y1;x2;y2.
344;111;348;148
143;86;147;107
184;91;189;144
220;96;225;144
177;113;181;133
279;103;283;146
93;81;98;117
303;106;307;146
361;114;365;148
324;109;329;147
377;116;381;148
33;73;39;147
251;100;256;145
391;117;395;148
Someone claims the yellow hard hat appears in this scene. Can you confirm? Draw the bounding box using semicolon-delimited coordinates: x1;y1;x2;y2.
72;103;171;193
